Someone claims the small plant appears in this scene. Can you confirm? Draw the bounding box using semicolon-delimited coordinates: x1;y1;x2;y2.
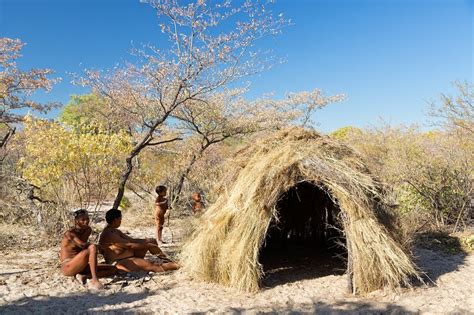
119;195;132;210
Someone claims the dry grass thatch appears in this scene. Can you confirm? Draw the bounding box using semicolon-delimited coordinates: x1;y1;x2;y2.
180;127;420;293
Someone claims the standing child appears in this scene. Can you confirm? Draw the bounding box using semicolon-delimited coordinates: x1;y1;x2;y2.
154;185;169;244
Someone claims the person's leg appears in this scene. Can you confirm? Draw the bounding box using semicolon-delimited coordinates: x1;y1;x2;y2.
147;243;166;256
133;247;148;258
115;257;164;273
161;261;180;271
96;264;118;277
155;217;160;242
86;244;104;289
131;241;157;258
61;250;90;277
124;239;169;261
79;264;118;280
158;213;165;243
115;257;179;273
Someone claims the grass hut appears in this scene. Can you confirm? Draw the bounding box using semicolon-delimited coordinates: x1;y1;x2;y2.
181;128;419;294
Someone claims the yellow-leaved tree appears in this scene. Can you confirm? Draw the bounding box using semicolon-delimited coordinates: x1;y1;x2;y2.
19;116;131;233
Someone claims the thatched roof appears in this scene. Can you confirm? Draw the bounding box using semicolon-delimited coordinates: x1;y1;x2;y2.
181;128;419;293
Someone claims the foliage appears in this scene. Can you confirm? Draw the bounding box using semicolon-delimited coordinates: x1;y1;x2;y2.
337;126;473;232
19;116;132;211
329;126;362;140
59;93;119;132
119;195;132;210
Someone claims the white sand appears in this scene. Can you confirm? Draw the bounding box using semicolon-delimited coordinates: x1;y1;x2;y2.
1;224;473;314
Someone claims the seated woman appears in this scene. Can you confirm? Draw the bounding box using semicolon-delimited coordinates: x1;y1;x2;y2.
59;209;117;290
99;208;179;273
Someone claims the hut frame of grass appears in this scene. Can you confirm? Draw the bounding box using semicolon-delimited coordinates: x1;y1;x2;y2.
181;128;420;294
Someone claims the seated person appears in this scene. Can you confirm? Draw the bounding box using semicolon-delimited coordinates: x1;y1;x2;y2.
99;208;179;273
60;209;117;290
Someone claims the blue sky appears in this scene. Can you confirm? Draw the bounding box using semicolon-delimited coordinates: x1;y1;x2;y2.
1;0;472;132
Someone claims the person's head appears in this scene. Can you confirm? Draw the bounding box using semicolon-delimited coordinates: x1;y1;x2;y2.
73;209;90;229
105;208;122;228
192;192;201;201
155;185;167;197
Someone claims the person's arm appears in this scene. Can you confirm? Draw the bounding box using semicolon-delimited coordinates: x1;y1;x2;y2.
114;242;150;249
102;230;147;249
67;231;89;249
117;229;144;243
156;200;167;206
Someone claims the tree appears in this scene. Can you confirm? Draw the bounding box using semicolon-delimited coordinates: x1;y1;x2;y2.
59;94;110;130
78;0;291;209
0;37;58;150
430;81;474;135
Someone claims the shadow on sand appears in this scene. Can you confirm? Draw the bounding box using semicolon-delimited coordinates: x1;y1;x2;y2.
1;291;150;314
413;231;468;285
260;231;469;290
260;247;346;288
218;300;416;315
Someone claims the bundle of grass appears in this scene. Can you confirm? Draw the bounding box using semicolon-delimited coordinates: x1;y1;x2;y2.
181;127;420;294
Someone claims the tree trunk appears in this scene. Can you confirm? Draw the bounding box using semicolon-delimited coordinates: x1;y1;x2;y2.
173;153;198;202
112;134;182;209
112;156;134;209
0;127;15;149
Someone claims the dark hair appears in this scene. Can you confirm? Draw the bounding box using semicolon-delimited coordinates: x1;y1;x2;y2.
74;209;88;219
155;185;167;194
105;209;122;224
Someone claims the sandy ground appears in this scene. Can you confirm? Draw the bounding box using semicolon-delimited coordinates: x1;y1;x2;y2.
0;221;473;314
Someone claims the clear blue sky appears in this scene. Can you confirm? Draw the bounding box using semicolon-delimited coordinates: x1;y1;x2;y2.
1;0;472;132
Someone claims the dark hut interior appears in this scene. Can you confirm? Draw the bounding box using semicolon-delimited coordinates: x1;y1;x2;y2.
259;181;347;287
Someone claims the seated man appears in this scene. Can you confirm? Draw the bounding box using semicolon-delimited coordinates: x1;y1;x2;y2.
99;208;179;273
60;209;117;289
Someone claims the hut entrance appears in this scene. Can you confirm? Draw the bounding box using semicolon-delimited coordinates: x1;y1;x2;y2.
260;181;346;287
